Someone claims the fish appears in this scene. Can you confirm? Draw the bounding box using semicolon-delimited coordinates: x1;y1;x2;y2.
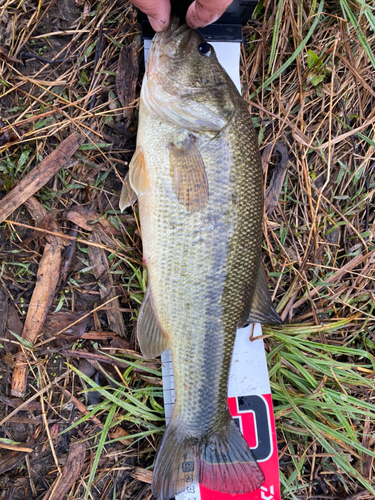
119;18;281;500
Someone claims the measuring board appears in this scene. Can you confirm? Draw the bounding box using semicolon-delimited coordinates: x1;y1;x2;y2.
143;37;281;500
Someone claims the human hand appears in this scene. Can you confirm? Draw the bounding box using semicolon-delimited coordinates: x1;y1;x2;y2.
131;0;171;32
186;0;234;29
131;0;234;32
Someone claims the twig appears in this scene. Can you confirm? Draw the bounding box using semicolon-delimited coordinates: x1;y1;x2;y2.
0;371;70;427
0;132;84;223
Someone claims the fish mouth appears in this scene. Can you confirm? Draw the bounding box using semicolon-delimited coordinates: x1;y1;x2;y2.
152;18;193;60
161;19;189;43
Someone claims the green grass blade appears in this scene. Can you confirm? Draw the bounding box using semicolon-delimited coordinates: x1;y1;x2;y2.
268;0;285;74
249;0;325;98
84;404;116;500
68;364;164;422
340;0;375;70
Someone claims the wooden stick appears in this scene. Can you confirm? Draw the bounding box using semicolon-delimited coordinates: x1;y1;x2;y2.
11;243;62;397
0;443;33;453
87;229;126;337
0;372;70;428
0;132;84;223
42;442;86;500
59;387;103;428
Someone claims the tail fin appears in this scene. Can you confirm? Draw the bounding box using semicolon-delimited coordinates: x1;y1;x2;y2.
151;417;264;500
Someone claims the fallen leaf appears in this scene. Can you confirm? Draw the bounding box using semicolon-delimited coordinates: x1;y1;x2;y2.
0;282;8;338
3;352;14;368
43;311;90;342
49;424;59;438
66;206;121;236
0;17;14;48
131;467;153;484
261;142;288;216
110;336;131;350
109;426;134;445
0;46;22;64
5;305;23;354
87;229;126;337
0;394;42;411
24;197;68;248
0;437;39;475
79;361;97;384
0;128;19;147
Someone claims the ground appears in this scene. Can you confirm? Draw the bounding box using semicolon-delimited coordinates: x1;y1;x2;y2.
0;0;374;499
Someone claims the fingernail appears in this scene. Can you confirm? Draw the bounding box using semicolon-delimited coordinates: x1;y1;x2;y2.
149;16;168;32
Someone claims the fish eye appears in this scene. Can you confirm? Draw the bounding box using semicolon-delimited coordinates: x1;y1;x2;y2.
198;43;213;57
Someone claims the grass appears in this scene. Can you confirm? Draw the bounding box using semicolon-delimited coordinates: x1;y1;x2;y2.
265;320;375;497
0;0;374;499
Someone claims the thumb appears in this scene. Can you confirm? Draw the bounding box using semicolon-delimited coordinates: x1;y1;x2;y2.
186;0;233;29
131;0;171;31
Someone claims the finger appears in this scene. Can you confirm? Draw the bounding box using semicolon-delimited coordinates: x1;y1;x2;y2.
186;0;233;28
131;0;171;31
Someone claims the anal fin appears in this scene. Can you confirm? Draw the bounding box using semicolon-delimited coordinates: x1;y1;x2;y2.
137;287;170;359
241;263;282;327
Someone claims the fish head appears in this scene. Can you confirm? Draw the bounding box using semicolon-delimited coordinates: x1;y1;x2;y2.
143;18;237;132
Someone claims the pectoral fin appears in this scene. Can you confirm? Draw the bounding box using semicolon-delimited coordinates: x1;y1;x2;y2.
119;171;138;212
128;147;149;195
240;264;282;327
169;135;209;213
137;287;170;359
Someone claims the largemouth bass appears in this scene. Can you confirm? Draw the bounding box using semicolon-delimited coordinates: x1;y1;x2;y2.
120;18;281;500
